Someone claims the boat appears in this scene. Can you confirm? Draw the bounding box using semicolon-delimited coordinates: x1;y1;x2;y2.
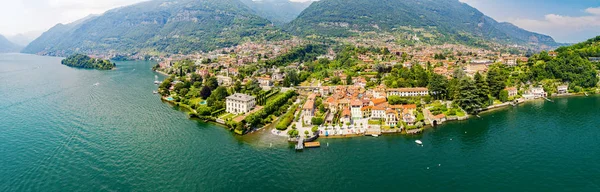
154;75;161;84
371;134;379;137
153;90;158;94
415;140;423;145
93;82;100;86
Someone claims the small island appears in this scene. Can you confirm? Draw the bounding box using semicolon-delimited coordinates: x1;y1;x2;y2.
61;54;116;70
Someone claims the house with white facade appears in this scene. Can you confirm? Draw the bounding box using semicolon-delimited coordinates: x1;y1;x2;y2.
351;100;363;120
386;88;429;97
371;106;386;119
557;85;568;94
302;100;315;124
226;93;256;114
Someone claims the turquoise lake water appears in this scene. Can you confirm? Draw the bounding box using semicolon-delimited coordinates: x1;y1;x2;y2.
1;53;600;191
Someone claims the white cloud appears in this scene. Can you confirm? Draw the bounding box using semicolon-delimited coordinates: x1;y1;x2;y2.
0;0;147;36
508;7;600;42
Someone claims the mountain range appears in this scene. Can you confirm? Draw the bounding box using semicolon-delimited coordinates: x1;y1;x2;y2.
23;0;283;56
0;34;22;53
285;0;559;47
23;0;561;56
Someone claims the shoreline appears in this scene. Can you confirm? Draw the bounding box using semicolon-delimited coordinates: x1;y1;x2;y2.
271;93;596;141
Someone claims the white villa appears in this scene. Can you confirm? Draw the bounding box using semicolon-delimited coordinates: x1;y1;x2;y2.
386;87;429;97
226;93;256;114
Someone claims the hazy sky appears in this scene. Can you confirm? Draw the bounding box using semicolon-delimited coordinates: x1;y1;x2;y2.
0;0;598;43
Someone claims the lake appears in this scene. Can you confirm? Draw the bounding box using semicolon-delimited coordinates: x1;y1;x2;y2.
1;53;599;191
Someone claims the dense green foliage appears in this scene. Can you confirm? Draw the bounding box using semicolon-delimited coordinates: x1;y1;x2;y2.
266;44;327;66
556;36;600;58
61;54;115;70
526;37;600;88
245;91;298;128
285;0;558;47
240;0;312;25
23;0;285;56
275;104;298;130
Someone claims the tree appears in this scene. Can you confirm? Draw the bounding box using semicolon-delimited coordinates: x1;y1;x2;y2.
179;88;189;97
304;130;309;136
210;87;229;101
331;76;341;85
311;117;324;125
428;74;448;100
190;73;203;84
474;72;489;107
487;66;506;98
200;86;212;99
312;126;319;133
499;90;509;102
206;76;219;90
346;75;353;85
457;78;482;114
412;64;430;87
388;96;409;105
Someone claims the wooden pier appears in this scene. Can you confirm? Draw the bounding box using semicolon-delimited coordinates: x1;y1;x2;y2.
304;142;321;148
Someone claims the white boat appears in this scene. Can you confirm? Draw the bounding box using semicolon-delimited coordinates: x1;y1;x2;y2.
371;134;379;137
93;82;100;86
153;90;158;94
415;140;423;145
154;80;161;84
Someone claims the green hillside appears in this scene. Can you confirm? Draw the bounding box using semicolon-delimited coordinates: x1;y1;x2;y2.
285;0;559;47
240;0;313;25
23;0;285;56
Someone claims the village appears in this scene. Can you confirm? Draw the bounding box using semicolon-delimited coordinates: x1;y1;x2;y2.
154;37;590;148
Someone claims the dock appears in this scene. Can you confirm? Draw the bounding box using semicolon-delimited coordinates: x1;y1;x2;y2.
295;137;304;150
304;142;321;148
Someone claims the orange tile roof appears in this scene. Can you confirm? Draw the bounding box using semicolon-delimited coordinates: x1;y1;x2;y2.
361;106;372;111
403;104;417;109
342;108;351;116
371;98;387;106
351;99;362;106
303;100;314;109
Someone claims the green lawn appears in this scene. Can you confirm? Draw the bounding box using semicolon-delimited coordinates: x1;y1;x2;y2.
219;113;235;120
455;110;466;117
368;120;381;125
190;98;204;105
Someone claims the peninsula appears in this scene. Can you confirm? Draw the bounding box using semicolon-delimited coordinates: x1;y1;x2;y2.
61;54;116;70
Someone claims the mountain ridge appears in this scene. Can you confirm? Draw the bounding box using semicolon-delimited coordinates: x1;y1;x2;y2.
22;0;282;57
285;0;560;47
0;34;22;53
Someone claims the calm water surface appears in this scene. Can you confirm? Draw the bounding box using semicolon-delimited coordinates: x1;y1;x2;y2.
1;53;600;191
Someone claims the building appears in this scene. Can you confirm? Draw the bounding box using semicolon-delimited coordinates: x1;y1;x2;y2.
351;100;363;120
557;85;568;94
505;87;518;97
385;110;399;127
216;75;233;86
302;100;315;124
226;93;256;114
371;106;386;119
527;87;547;98
257;77;273;87
386;88;429;97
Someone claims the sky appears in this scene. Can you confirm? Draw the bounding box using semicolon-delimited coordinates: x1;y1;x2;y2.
0;0;598;43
